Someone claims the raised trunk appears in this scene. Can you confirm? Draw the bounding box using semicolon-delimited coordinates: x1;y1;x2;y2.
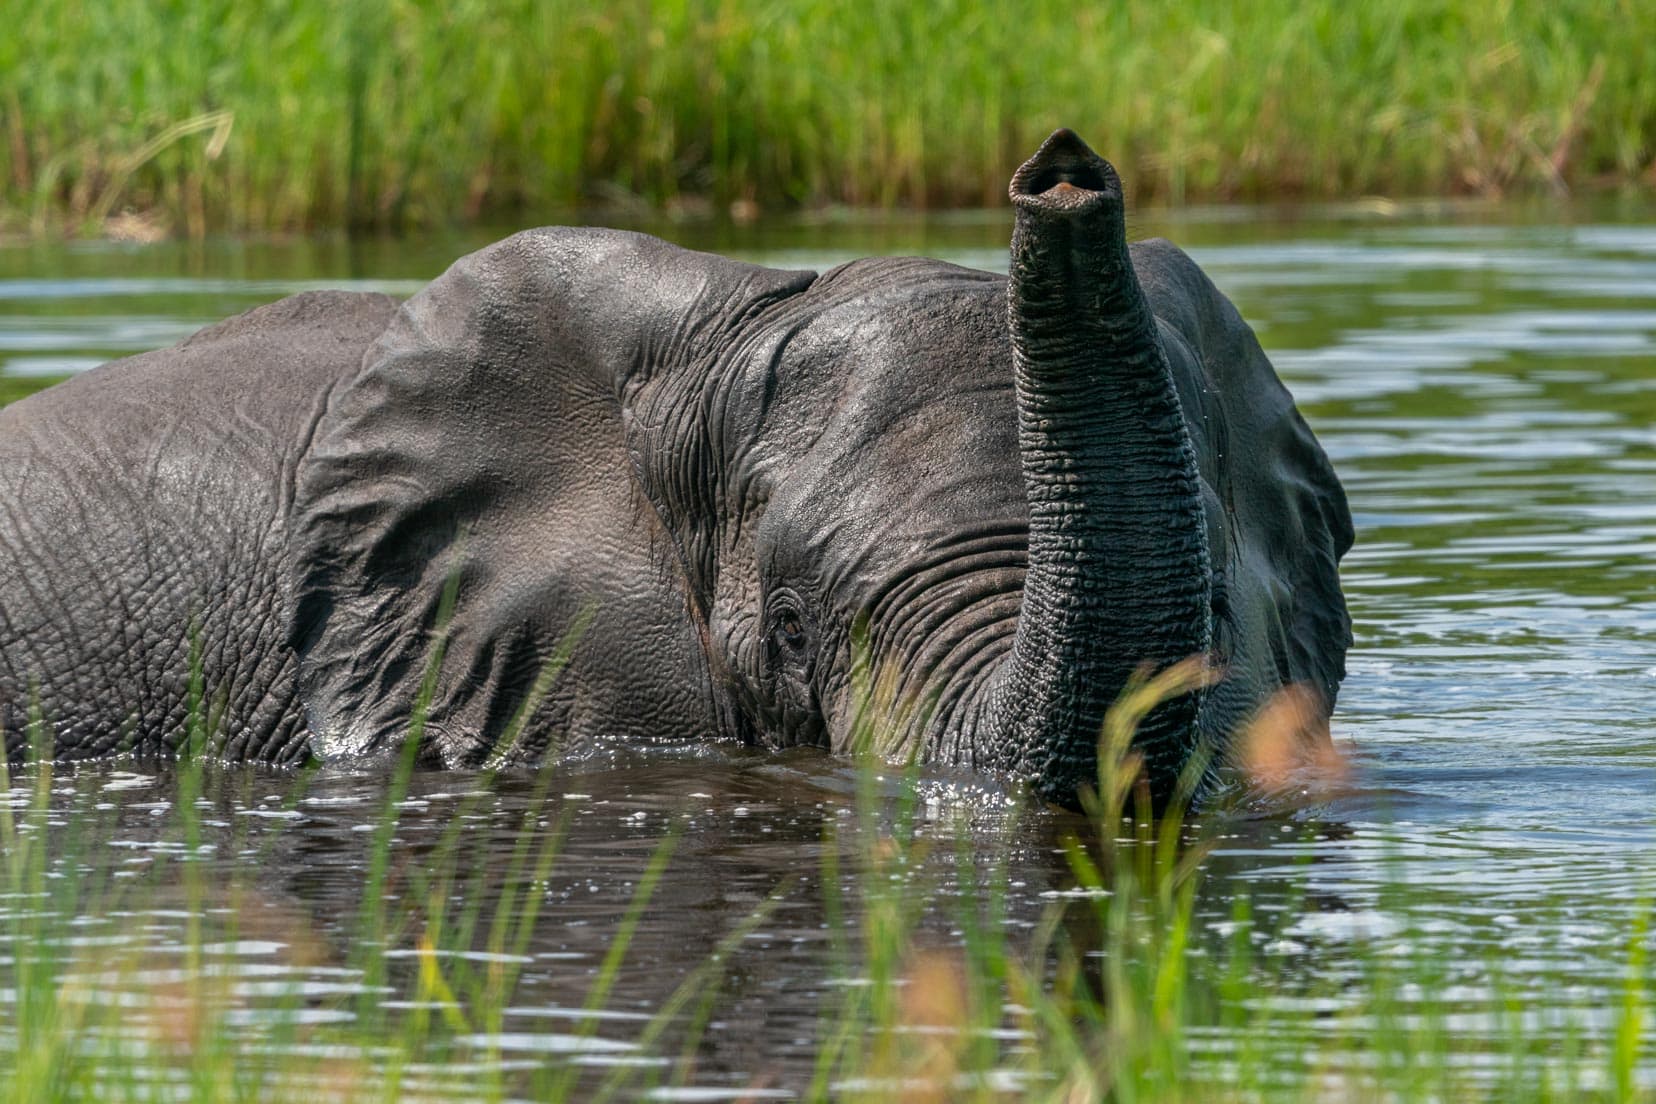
983;129;1212;806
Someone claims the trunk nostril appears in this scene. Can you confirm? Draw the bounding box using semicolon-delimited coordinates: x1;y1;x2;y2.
1010;128;1120;203
1020;161;1114;198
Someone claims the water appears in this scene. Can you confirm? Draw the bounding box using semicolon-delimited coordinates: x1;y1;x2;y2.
2;202;1654;1096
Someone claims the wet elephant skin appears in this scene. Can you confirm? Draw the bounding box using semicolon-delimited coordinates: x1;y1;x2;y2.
0;131;1351;806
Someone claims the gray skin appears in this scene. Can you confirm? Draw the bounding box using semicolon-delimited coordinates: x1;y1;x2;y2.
0;131;1351;806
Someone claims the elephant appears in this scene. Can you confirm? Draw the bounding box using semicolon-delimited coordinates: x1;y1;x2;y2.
0;130;1352;806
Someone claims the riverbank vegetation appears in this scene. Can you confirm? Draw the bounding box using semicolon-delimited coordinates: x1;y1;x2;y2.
4;0;1653;236
2;675;1650;1102
0;377;58;408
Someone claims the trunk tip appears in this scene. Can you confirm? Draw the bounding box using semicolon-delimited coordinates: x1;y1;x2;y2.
1010;129;1122;209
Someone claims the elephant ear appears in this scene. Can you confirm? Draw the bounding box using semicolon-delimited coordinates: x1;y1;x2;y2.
1134;238;1354;715
287;227;815;764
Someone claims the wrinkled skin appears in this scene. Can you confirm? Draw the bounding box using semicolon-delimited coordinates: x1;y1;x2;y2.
0;132;1351;805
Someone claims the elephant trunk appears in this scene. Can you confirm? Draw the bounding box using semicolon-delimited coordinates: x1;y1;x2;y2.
984;129;1212;806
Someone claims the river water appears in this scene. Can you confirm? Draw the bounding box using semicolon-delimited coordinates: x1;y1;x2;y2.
1;203;1653;1096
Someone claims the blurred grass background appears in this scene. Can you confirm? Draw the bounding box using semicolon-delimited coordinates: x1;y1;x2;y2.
2;0;1654;236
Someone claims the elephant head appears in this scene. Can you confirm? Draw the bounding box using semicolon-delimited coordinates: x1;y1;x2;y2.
287;129;1352;805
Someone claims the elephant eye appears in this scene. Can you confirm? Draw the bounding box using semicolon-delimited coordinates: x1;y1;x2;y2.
773;608;808;653
779;615;805;648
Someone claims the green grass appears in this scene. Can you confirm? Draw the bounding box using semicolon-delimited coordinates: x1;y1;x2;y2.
2;0;1653;235
1;661;1651;1101
0;376;60;408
